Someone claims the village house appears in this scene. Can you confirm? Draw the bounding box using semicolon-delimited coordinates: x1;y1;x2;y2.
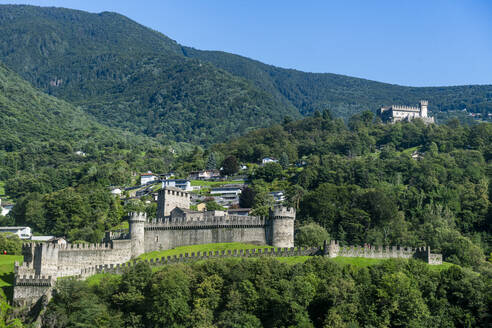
210;184;244;207
270;191;286;203
140;172;157;185
0;226;32;239
161;179;192;191
262;157;278;165
188;170;220;180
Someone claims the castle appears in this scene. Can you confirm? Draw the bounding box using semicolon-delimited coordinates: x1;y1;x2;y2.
12;187;443;307
13;187;295;305
379;100;435;123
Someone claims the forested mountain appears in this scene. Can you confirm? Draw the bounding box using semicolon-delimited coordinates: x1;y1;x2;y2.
183;47;492;118
0;61;114;151
0;5;298;144
0;5;491;146
0;62;177;241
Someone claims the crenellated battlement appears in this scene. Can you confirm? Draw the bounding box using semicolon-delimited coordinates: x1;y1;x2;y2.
25;241;114;252
146;215;267;230
270;206;296;219
14;275;53;287
324;241;442;264
129;212;147;222
391;105;420;112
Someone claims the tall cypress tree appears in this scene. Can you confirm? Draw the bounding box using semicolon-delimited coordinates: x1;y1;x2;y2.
206;152;217;170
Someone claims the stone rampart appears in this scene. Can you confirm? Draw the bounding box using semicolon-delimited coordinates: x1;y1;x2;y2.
144;215;271;251
83;246;321;275
13;239;443;307
324;240;442;264
144;226;270;252
148;215;267;228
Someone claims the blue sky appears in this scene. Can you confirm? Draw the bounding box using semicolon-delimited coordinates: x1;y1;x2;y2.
1;0;491;86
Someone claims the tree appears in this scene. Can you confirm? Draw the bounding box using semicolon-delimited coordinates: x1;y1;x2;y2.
206;152;217;170
221;156;239;176
239;187;256;208
322;109;333;120
205;200;225;211
0;233;22;255
285;185;305;209
279;152;289;169
147;266;191;327
252;162;283;182
295;223;330;247
250;181;275;216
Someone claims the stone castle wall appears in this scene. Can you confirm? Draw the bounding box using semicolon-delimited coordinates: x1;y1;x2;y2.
324;240;443;264
13;238;443;306
144;226;270;252
144;215;271;251
13;240;132;306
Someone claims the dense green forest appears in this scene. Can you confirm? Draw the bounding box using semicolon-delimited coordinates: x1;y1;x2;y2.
0;5;298;144
0;5;491;146
40;258;491;327
0;62;175;241
172;114;492;269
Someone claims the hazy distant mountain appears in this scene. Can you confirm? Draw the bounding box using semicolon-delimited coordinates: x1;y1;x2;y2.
0;5;490;145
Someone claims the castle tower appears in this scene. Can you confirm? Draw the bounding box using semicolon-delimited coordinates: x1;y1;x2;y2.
129;212;146;258
419;100;428;118
269;206;295;248
157;187;191;218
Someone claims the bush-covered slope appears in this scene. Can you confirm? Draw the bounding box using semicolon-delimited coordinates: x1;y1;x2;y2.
0;5;298;144
183;47;492;118
43;259;491;327
0;62;179;241
0;61;172;195
0;61;111;150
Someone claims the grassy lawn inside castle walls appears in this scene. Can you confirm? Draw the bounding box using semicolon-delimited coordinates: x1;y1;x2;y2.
137;242;274;261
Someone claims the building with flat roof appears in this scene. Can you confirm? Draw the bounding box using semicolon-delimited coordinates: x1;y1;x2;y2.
0;226;31;239
140;172;157;185
161;179;192;191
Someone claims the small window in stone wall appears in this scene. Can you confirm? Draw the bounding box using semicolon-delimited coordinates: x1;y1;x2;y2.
155;236;159;243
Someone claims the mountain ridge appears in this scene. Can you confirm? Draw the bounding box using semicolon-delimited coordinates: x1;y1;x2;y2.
0;4;491;145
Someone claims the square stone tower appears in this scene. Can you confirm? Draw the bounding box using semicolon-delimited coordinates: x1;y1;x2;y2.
157;187;191;217
419;100;428;118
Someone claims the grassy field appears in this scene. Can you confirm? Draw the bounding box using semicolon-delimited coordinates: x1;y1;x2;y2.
398;146;420;156
0;255;23;300
190;180;244;187
136;243;453;271
138;242;274;261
